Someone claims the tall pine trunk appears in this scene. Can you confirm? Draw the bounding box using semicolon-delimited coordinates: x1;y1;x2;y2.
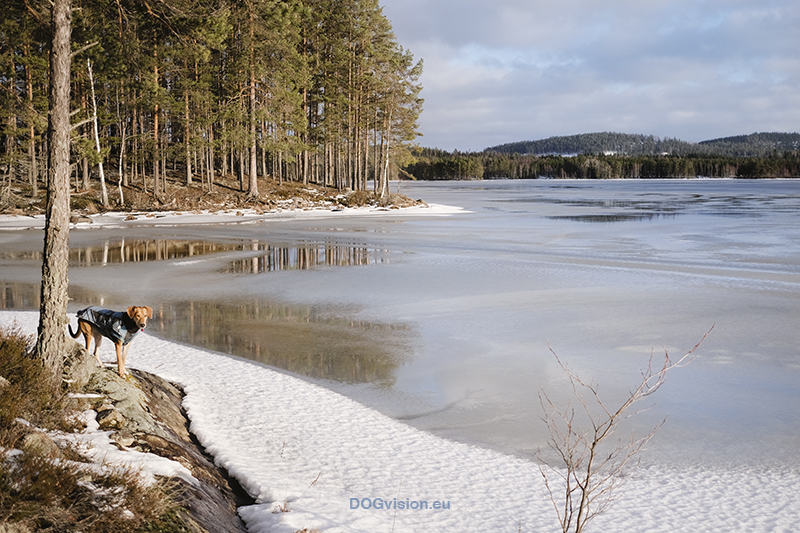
88;60;109;208
185;82;192;185
247;1;259;197
24;47;39;196
37;0;72;380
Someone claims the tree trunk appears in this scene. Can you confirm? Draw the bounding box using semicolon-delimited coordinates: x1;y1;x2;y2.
88;60;109;208
117;122;126;205
37;0;72;381
153;52;160;196
207;124;215;191
5;55;17;186
24;49;38;197
185;85;192;185
247;1;259;197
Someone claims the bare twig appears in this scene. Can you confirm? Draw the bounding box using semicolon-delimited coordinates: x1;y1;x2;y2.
537;326;713;533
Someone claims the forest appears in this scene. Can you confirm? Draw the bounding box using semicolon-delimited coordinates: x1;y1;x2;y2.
406;133;800;180
0;0;423;210
486;132;800;158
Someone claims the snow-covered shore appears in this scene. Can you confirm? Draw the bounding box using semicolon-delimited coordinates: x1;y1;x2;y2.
3;311;799;533
0;202;463;231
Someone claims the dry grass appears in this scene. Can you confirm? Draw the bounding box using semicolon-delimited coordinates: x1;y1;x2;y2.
0;325;187;532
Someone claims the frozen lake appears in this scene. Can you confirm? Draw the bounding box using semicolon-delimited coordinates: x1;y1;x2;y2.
2;178;799;469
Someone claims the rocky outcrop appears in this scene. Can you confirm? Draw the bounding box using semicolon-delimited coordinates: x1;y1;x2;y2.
67;349;250;533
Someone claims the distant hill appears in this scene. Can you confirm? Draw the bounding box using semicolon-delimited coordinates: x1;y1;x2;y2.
486;132;800;157
699;132;800;156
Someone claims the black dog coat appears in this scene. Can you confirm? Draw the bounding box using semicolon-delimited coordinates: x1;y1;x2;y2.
76;306;142;346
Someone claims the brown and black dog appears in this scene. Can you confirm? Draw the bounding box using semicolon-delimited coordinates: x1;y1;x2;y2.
68;305;153;377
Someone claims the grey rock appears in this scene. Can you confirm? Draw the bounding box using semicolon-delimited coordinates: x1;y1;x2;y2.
62;341;98;390
81;368;248;533
97;408;126;429
111;430;136;448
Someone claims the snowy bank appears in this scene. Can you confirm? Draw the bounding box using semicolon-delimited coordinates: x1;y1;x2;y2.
3;311;799;533
0;202;464;231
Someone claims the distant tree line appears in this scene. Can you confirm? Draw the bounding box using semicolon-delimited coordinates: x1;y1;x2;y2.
0;0;423;205
486;132;800;158
404;149;800;180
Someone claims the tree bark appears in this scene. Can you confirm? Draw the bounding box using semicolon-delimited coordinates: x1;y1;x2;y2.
37;0;72;381
247;1;259;197
24;46;39;197
185;83;192;185
88;60;109;208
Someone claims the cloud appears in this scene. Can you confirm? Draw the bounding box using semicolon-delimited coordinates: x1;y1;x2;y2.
382;0;800;151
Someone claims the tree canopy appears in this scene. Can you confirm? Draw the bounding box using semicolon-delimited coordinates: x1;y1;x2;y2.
0;0;423;205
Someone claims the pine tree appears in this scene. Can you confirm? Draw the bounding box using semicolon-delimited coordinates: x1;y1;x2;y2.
36;0;72;380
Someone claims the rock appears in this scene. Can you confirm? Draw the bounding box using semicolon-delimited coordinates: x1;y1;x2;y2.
87;371;163;436
21;431;63;459
0;375;10;389
0;523;32;533
97;408;126;429
69;214;92;224
125;214;137;221
62;341;98;390
111;430;136;448
82;368;248;532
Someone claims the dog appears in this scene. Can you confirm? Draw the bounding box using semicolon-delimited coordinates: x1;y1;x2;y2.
68;306;153;377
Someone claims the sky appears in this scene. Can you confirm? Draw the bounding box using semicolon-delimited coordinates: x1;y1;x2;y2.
380;0;800;151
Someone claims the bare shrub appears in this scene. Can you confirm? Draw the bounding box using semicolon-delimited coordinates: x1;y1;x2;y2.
538;327;712;533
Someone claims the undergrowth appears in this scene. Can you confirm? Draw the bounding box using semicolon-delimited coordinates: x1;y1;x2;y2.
0;324;186;532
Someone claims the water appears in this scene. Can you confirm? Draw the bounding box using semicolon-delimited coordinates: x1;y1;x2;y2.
2;178;799;469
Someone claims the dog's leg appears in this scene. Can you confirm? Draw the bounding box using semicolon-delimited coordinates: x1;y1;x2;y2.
122;343;131;378
90;328;104;367
115;341;128;378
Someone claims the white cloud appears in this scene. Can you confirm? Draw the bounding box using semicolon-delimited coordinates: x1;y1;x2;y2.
382;0;800;151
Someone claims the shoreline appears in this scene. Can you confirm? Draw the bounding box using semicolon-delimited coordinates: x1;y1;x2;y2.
0;202;465;232
3;309;800;533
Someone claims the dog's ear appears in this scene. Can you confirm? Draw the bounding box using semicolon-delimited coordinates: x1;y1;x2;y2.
145;306;153;319
127;306;136;318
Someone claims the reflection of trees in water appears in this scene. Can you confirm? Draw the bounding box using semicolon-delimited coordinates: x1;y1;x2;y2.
0;240;244;264
69;240;245;265
0;282;116;311
152;300;408;385
0;284;408;385
2;239;389;272
227;242;388;273
1;283;40;310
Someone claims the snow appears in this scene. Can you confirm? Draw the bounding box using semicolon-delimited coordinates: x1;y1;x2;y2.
3;310;799;533
0;203;463;231
48;409;197;487
7;409;195;488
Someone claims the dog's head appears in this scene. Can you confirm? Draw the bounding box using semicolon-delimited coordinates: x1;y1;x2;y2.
127;306;153;331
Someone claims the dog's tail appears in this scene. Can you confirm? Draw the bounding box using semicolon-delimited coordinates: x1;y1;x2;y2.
68;323;81;339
